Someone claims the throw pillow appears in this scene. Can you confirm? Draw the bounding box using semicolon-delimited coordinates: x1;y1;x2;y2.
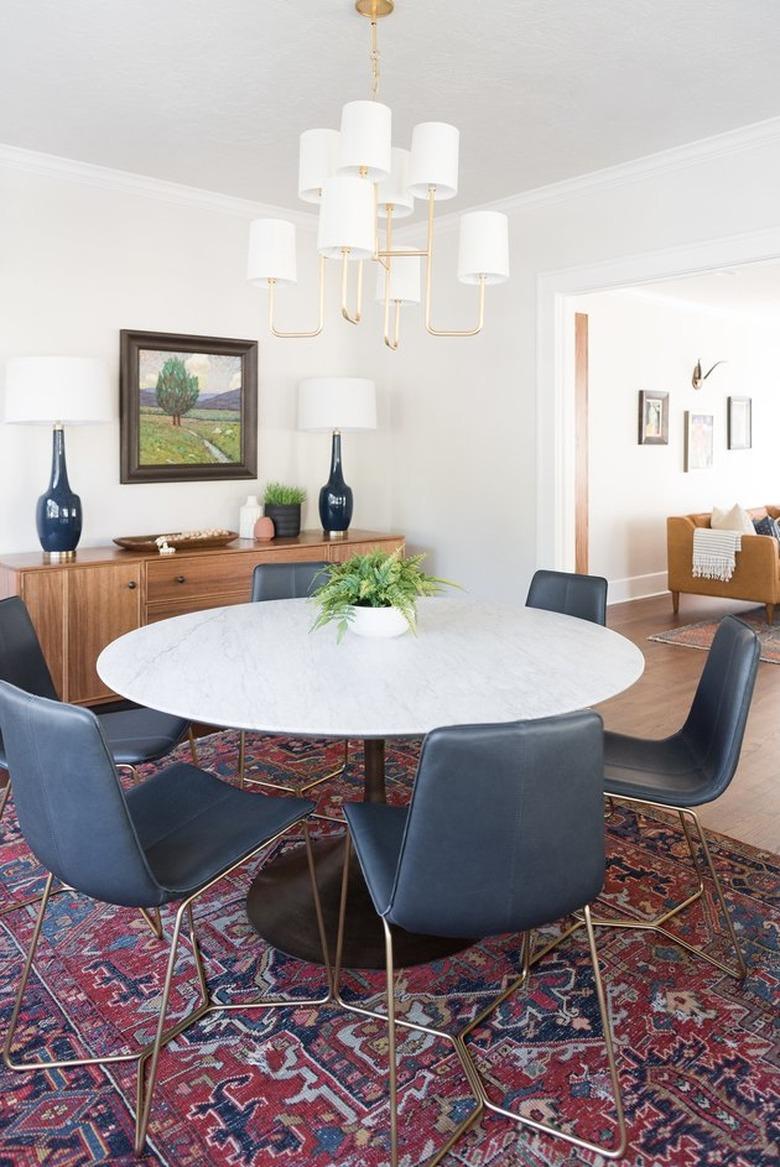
711;504;755;534
753;515;780;540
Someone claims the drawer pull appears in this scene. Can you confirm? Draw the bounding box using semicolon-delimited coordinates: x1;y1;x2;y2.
175;575;186;584
127;580;137;590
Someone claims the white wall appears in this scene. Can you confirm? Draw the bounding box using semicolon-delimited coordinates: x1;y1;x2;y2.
381;123;780;600
571;289;780;602
0;162;391;553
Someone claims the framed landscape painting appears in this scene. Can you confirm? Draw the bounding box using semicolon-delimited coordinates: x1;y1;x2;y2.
684;411;715;472
120;330;258;483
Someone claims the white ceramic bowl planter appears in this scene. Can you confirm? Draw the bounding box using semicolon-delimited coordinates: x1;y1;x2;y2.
349;605;409;638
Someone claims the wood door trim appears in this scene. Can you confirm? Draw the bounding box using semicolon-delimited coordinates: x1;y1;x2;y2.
574;312;589;574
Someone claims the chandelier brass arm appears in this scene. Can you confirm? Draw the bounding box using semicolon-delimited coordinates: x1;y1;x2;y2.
424;188;486;337
268;256;326;338
341;249;364;324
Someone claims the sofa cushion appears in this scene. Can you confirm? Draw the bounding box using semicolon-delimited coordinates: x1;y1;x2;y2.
712;503;755;534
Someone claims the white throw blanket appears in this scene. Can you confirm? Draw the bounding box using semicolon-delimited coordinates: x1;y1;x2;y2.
692;527;742;582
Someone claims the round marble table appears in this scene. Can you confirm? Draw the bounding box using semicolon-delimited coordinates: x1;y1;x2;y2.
98;596;644;968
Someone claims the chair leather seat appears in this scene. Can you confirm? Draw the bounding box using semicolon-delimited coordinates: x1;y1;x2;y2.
343;802;409;917
127;762;314;899
98;708;189;766
603;729;710;807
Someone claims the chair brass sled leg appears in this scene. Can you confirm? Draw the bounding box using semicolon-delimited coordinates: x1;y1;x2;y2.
5;825;332;1157
0;775;11;825
239;732;351;800
592;795;747;980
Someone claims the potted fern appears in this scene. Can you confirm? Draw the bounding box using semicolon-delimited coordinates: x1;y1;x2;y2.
311;549;455;640
263;482;306;538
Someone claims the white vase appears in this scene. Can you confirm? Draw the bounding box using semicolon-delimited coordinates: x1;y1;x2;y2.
349;605;409;638
239;494;263;539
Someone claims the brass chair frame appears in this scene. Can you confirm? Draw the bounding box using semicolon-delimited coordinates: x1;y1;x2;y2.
3;821;332;1155
589;794;747;981
332;840;627;1166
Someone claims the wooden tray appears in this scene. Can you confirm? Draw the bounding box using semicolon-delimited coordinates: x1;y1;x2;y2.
113;531;240;553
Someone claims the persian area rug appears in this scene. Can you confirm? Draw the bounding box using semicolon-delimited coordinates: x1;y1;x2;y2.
649;607;780;664
0;731;778;1167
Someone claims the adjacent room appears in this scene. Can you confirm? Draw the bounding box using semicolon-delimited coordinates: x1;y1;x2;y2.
0;3;777;1166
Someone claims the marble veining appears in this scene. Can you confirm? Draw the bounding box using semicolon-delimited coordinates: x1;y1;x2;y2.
97;597;645;738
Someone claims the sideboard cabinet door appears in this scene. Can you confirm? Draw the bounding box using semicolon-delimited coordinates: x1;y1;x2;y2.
66;564;142;703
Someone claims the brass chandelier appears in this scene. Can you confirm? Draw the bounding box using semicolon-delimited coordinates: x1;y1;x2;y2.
246;0;509;350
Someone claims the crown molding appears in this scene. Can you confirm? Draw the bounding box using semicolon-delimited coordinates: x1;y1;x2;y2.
397;115;780;238
0;142;318;228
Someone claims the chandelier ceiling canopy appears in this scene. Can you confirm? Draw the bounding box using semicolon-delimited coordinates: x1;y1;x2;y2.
246;0;509;350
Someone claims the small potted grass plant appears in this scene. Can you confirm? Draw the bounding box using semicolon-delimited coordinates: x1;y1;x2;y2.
311;548;455;640
263;482;306;538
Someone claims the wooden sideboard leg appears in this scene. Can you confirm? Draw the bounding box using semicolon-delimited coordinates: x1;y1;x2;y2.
766;603;775;625
672;591;680;615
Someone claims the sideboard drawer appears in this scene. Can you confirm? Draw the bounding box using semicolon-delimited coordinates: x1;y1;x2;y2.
146;547;334;603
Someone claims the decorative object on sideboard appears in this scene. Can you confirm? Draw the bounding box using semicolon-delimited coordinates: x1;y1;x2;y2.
727;396;752;450
684;411;715;471
263;482;306;538
239;494;263;538
311;548;455;640
4;356;112;561
119;330;258;483
245;1;509;351
691;358;726;390
637;390;669;445
253;515;275;541
113;530;239;553
298;377;377;537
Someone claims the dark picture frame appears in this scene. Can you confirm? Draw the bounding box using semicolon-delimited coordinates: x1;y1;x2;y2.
637;390;669;445
120;329;258;483
727;396;752;450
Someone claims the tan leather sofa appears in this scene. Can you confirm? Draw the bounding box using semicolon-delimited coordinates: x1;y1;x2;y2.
667;506;780;623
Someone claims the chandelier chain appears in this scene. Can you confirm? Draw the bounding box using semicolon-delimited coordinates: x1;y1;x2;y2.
369;19;380;99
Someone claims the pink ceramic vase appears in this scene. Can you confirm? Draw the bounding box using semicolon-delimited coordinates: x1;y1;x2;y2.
253;515;275;542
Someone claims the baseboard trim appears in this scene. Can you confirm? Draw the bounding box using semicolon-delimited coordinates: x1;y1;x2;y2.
607;572;669;605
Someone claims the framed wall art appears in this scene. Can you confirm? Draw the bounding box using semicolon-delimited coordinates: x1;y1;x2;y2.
120;330;258;483
727;396;752;450
684;411;714;472
638;390;669;445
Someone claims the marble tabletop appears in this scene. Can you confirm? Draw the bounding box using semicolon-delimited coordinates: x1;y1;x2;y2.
97;597;644;738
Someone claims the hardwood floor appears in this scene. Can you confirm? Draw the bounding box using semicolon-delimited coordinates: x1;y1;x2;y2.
598;592;780;853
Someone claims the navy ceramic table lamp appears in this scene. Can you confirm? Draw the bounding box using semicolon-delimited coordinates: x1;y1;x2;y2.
4;356;112;560
297;377;377;537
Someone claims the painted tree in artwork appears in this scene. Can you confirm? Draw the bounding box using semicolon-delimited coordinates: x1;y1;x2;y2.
155;357;199;426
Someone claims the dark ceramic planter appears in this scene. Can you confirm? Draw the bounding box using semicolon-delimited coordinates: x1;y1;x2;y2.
265;503;301;539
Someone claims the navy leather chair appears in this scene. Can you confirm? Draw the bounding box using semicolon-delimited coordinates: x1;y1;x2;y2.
0;595;195;920
526;568;608;625
334;711;626;1163
603;614;760;979
0;679;329;1155
237;561;348;798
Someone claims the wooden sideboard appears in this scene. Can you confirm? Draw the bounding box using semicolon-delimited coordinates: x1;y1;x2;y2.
0;529;404;706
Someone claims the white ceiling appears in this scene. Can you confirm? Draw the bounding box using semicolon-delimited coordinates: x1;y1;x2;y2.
642;262;780;314
1;0;779;211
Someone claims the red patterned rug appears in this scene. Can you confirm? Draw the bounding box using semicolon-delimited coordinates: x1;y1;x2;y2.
649;607;780;664
0;731;777;1167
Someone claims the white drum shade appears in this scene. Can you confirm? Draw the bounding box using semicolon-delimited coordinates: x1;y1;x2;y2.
338;100;392;181
408;122;459;200
457;211;510;285
4;356;113;424
377;148;414;218
298;377;377;432
317;176;375;260
374;256;421;304
298;128;340;203
247;219;297;286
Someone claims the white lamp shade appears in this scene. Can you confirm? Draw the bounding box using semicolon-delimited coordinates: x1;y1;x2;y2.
374;256;421;304
377;147;414;218
338;100;391;181
4;356;113;424
317;176;375;260
298;377;377;432
247;219;297;286
457;211;510;285
408;122;459;200
298;128;340;203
